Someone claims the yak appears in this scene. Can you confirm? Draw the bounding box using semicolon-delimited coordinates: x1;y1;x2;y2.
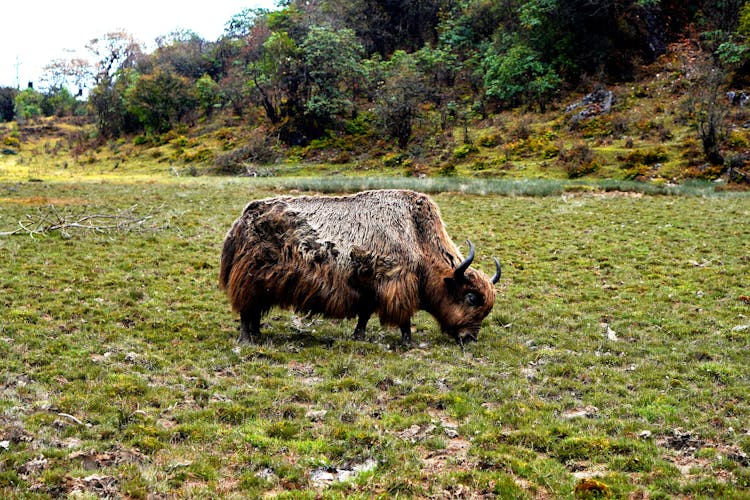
219;189;501;345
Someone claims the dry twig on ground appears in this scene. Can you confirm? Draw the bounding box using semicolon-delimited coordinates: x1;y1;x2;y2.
0;204;166;238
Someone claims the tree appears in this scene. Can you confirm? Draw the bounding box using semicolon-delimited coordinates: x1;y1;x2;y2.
41;58;93;96
195;74;221;116
224;7;270;39
42;86;78;117
247;30;300;126
86;31;143;84
86;32;143;138
300;25;364;126
152;30;218;79
88;69;140;138
126;69;197;133
692;64;728;165
482;44;560;111
0;87;17;122
374;51;428;148
14;88;44;123
325;0;445;56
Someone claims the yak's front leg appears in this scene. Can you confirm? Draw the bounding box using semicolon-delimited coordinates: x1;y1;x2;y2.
400;322;412;345
239;309;261;343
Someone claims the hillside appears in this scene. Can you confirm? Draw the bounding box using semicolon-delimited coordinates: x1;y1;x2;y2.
0;38;749;190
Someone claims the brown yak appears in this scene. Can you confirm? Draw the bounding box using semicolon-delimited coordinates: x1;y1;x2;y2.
219;189;501;345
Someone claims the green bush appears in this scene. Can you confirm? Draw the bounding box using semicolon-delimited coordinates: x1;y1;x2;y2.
382;152;405;167
453;143;478;159
557;142;600;178
2;135;20;148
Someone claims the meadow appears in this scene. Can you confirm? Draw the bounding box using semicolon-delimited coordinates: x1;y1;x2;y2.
1;176;749;498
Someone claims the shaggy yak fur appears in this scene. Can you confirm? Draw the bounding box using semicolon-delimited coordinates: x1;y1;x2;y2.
219;189;501;345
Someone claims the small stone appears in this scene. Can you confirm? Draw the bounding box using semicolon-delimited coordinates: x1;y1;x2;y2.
305;409;327;422
444;427;459;439
310;469;335;485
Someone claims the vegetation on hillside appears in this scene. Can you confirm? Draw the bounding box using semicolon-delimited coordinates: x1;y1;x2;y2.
2;0;750;184
2;3;750;497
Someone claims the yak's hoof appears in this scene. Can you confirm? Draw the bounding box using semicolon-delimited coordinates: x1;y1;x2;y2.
238;330;256;344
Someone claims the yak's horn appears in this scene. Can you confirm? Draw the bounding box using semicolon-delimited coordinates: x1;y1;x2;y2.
491;258;502;284
454;240;475;279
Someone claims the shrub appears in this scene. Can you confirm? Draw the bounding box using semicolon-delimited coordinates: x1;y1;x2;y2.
477;134;500;147
382;152;405;167
439;162;457;176
213;135;278;173
726;129;749;149
557;142;600;178
183;148;213;163
453;143;478;159
2;135;20;148
133;135;150;146
331;151;352;164
619;147;669;177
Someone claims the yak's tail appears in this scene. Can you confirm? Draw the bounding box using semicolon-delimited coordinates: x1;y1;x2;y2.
219;218;243;291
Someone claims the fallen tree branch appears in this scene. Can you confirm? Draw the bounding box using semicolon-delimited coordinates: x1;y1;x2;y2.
0;204;168;238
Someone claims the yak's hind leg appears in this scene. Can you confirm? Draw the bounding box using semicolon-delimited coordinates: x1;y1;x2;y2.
353;310;371;340
239;309;261;343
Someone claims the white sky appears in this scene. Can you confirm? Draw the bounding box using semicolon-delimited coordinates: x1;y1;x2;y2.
0;0;277;89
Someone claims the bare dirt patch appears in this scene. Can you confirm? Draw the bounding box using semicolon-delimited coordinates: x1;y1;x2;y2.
0;196;87;206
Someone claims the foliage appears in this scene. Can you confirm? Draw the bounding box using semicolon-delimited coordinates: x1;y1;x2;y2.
374;51;428;148
0;87;18;122
300;26;364;125
13;88;44;123
41;87;79;117
483;44;561;111
194;74;220;117
125;69;197;134
152;30;218;80
88;69;140;138
3;0;746;162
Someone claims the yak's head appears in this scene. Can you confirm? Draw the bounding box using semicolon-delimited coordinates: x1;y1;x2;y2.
431;241;501;346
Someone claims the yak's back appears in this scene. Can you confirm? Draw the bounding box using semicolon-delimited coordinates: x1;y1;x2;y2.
274;190;458;266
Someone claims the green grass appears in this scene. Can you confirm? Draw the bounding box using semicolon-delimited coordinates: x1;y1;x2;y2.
1;176;749;497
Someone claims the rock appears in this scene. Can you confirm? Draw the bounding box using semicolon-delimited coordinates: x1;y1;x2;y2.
444;427;459;439
310;469;336;485
354;458;377;473
305;409;328;422
605;324;619;341
20;456;48;475
561;406;599;420
311;459;378;486
256;468;276;481
566;89;614;123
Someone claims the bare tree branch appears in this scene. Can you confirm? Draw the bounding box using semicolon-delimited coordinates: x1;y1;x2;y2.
0;204;167;238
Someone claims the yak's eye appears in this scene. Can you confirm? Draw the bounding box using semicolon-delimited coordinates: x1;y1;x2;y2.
465;292;480;307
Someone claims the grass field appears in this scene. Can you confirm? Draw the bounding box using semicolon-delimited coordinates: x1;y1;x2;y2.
1;176;749;498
